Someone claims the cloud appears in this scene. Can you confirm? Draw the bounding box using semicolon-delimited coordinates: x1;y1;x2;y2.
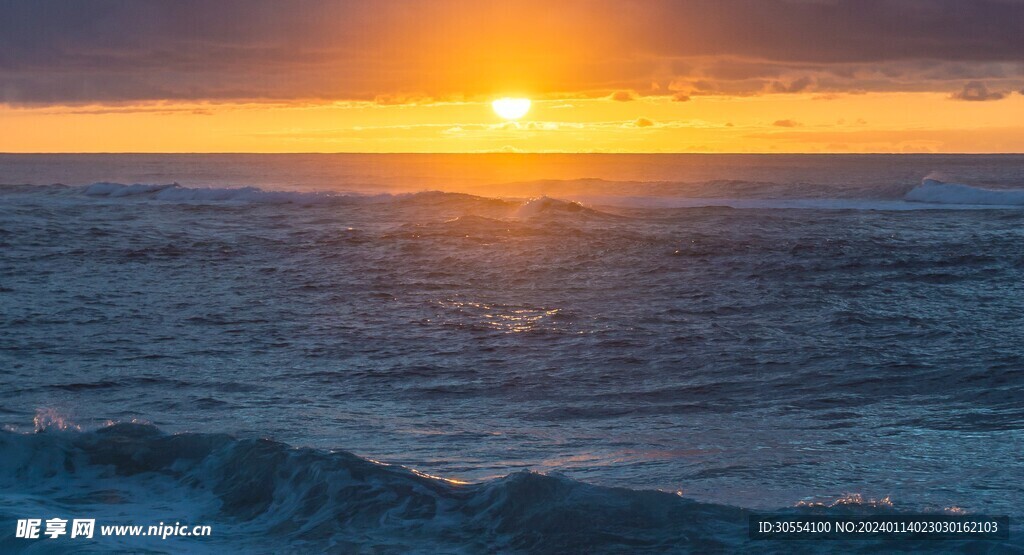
611;90;637;102
666;59;1024;98
633;1;1024;64
773;119;802;127
374;94;438;106
771;76;814;93
672;93;691;102
951;81;1005;101
633;118;655;127
3;0;1024;105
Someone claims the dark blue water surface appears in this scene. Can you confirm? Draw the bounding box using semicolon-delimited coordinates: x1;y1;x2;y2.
1;154;1022;552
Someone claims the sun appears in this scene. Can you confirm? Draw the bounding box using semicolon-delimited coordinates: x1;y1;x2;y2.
492;97;531;120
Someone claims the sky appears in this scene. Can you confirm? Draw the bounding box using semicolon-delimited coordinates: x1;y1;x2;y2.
2;0;1024;153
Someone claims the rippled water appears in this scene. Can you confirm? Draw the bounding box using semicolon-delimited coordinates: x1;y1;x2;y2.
1;155;1022;551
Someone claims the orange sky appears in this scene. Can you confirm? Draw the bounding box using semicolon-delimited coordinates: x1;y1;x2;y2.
5;93;1024;153
2;1;1023;153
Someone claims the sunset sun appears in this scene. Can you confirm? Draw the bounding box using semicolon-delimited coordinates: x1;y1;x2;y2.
491;97;531;120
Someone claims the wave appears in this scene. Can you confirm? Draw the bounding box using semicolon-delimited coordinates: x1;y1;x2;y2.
65;184;618;221
0;422;749;553
80;182;364;204
7;177;1024;212
61;182;494;207
513;196;611;219
2;419;1002;552
904;179;1024;206
73;183;624;223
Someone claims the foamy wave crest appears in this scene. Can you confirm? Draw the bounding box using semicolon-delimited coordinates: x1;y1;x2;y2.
904;179;1024;206
796;493;895;511
0;423;748;552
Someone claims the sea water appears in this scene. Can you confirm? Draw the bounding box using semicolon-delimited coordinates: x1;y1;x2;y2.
1;154;1022;551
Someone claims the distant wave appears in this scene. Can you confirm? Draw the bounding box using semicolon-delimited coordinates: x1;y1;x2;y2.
904;178;1024;206
75;184;616;221
81;182;363;204
67;183;626;221
74;183;520;210
514;196;610;219
5;178;1024;211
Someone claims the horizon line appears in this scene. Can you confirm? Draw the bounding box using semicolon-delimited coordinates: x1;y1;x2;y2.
3;152;1024;156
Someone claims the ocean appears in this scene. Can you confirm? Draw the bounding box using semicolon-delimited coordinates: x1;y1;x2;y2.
1;154;1022;552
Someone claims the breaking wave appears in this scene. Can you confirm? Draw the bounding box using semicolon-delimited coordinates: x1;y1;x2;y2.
513;196;611;219
0;422;748;553
1;420;1001;553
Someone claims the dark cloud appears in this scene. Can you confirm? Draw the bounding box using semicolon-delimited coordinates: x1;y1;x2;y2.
702;59;787;81
611;91;637;102
2;0;1024;105
634;0;1024;63
672;93;691;102
773;119;802;127
951;81;1006;101
633;118;655;127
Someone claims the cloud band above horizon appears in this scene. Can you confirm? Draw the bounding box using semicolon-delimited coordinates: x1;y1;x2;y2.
2;0;1024;106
